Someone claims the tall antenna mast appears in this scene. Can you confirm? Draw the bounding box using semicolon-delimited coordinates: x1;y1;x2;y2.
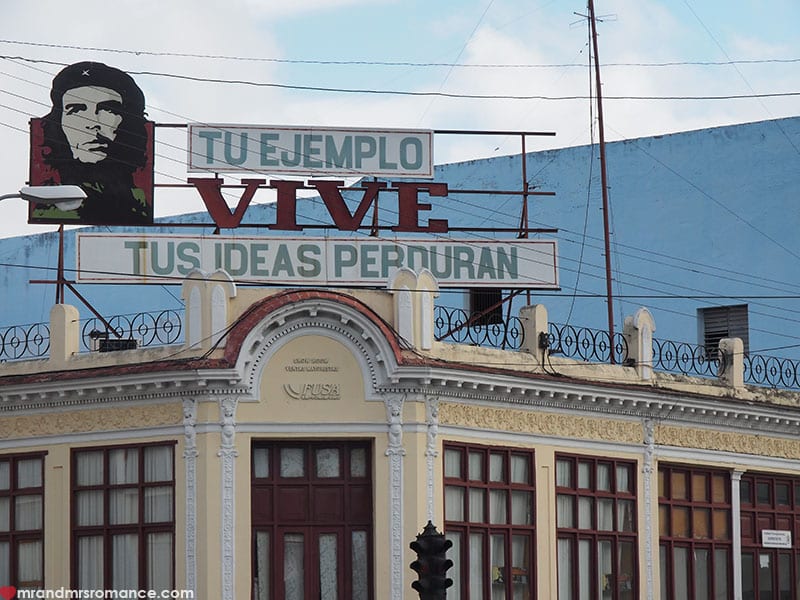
587;0;616;361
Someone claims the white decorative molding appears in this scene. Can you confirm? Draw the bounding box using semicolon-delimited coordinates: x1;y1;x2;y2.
642;418;656;600
218;396;239;600
211;285;227;347
182;397;198;595
425;395;440;522
188;287;202;349
384;393;405;600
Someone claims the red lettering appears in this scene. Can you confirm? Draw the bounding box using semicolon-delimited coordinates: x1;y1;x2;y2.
269;180;305;231
391;182;449;233
310;180;388;231
188;178;265;229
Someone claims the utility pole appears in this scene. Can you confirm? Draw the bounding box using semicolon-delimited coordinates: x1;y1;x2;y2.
587;0;616;362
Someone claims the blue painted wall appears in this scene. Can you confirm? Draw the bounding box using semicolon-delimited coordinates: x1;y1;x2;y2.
2;117;798;359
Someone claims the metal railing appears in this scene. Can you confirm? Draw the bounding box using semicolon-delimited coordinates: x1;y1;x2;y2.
3;306;800;391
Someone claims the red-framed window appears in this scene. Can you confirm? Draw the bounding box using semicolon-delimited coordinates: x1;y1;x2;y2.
658;464;731;599
740;472;800;599
251;440;373;600
0;453;46;591
443;442;536;599
71;442;175;591
555;454;638;600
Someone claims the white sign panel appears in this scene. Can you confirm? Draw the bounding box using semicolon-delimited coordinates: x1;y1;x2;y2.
76;234;558;289
761;529;792;548
188;124;434;177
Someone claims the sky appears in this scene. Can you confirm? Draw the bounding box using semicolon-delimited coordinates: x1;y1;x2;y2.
0;0;798;238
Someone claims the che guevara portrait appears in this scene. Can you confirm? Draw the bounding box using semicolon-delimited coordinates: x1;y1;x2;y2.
28;61;154;225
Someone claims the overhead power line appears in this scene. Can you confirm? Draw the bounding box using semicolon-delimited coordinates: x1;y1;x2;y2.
1;39;799;69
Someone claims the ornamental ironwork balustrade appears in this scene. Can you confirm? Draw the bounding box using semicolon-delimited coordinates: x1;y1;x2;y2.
3;306;800;392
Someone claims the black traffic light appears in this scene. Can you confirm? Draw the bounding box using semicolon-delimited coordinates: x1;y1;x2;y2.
409;520;454;600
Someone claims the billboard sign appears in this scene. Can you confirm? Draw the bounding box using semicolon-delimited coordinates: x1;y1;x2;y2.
76;234;558;289
188;124;433;178
28;61;154;225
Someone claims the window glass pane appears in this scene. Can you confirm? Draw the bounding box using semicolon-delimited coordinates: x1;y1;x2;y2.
147;532;173;592
469;488;485;523
711;474;727;503
693;508;710;539
658;505;668;537
0;541;7;587
0;498;8;532
779;553;791;597
597;498;613;531
759;553;773;597
557;538;573;600
557;495;574;528
469;452;484;481
510;455;529;484
598;540;613;597
776;483;790;506
556;459;572;488
17;458;42;488
741;480;752;504
77;451;104;486
597;463;611;492
511;535;530;597
78;536;103;590
741;552;754;600
254;531;270;600
578;461;591;489
283;533;304;600
109;448;139;484
144;486;173;523
671;472;687;500
672;507;690;537
757;482;770;505
511;491;531;525
351;531;368;600
617;499;634;532
673;546;689;599
350;448;366;479
444;448;462;479
469;533;484;597
713;509;729;540
490;534;506;594
254;448;270;479
579;540;591;600
319;534;338;600
112;533;138;589
15;495;42;530
618;540;635;599
578;497;593;529
315;448;340;478
489;454;505;483
616;464;631;494
109;488;138;525
694;548;709;600
445;486;464;522
794;483;800;507
17;539;42;586
490;490;507;524
144;446;172;482
691;473;708;502
446;532;462;600
659;546;668;599
714;549;728;600
0;462;9;490
76;490;104;527
280;448;304;478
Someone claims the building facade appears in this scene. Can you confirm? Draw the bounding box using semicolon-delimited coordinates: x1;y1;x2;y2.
1;271;800;599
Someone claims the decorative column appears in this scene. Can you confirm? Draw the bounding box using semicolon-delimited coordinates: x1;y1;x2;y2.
642;419;656;600
218;397;239;600
182;398;199;595
384;394;406;600
732;470;744;600
424;396;440;522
